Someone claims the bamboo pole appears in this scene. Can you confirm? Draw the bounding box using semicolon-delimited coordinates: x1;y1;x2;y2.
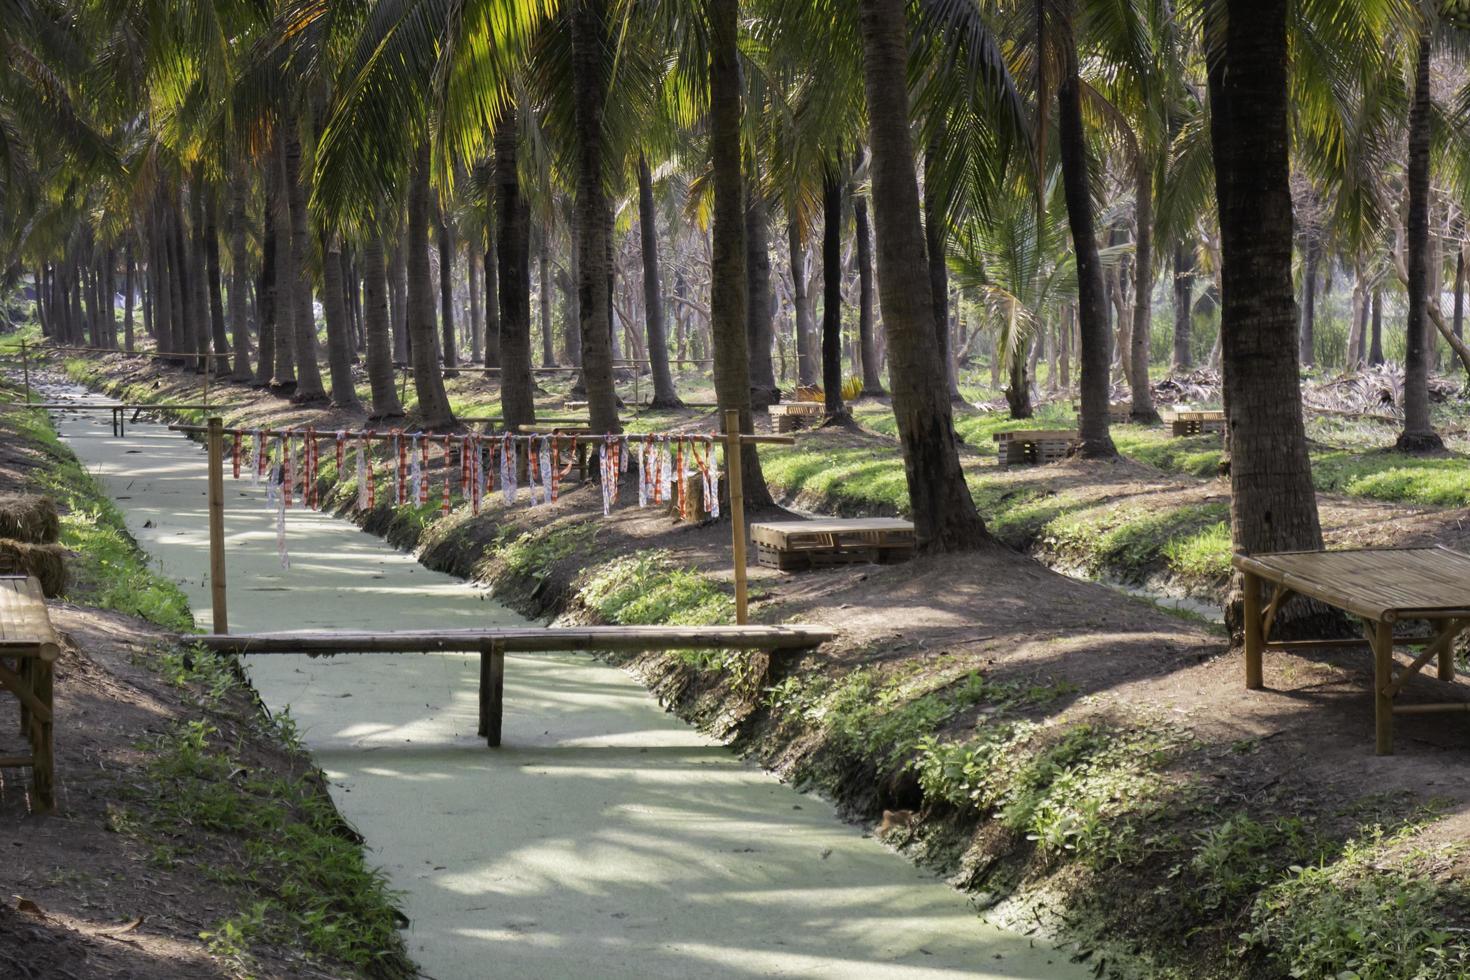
20;340;30;404
725;408;748;625
207;417;228;634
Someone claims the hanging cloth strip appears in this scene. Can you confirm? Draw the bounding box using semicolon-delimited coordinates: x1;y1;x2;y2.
500;434;517;505
529;437;545;507
335;431;346;475
282;429;295;508
356;433;370;511
441;434;453;515
252;429;265;486
474;436;487;513
303;427;317;509
658;437;673;503
549;435;577;502
265;435;280;508
418;435;430;505
408;434;422;505
689;437;720;518
460;435;473;498
673;437;688;521
598;435;626;516
274;466;290;569
394;430;408;505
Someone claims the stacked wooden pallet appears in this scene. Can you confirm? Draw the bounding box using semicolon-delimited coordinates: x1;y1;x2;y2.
1165;409;1226;437
751;519;915;570
767;402;826;433
993;429;1078;469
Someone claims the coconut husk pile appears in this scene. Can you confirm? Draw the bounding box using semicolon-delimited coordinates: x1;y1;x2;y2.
0;539;66;596
0;494;61;544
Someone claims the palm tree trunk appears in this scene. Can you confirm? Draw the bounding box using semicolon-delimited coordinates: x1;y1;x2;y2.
745;173;778;407
709;0;771;504
321;232;363;410
437;208;457;369
564;208;582;368
254;192;279;387
1299;237;1319;367
820;161;848;419
408;143;455;428
1130;154;1160;421
1172;242;1193;371
284;125;327;402
496;109;537;430
1058;22;1116;457
1207;0;1323;571
1454;244;1465;342
362;232;403;418
123;244;135;351
789;217;817;385
570;0;621;433
539;236;556;366
1399;30;1443;451
228;174;253;379
468;237;483;363
389;237;409;364
922;140;962;403
483;227;500;368
638;153;680;406
204;188;231;374
1369;289;1384;364
168;195;191;361
854;171;884;396
857;0;989;550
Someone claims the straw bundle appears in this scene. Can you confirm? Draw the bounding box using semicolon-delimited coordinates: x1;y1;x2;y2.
0;495;60;544
0;539;66;596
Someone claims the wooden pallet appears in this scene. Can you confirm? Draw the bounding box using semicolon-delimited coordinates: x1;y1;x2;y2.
1072;402;1133;424
751;519;916;571
767;402;825;433
1165;410;1226;437
993;429;1078;469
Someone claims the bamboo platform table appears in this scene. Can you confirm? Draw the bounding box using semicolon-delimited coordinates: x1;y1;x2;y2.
196;625;836;747
0;575;61;811
750;519;916;571
767;402;826;433
1234;547;1470;755
1073;402;1134;424
1164;409;1225;437
993;429;1078;469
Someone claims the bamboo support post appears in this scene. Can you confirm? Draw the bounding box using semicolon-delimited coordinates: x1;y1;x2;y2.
725;409;748;625
479;640;505;746
206;418;228;634
20;340;30;404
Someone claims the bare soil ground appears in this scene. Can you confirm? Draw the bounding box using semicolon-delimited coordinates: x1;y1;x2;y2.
52;351;1470;976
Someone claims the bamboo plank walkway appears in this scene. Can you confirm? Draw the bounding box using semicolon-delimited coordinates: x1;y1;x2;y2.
1233;546;1470;755
196;625;836;747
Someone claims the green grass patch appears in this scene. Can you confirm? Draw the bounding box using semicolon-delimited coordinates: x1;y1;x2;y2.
122;711;406;974
1311;449;1470;507
1243;822;1470;979
8;407;193;630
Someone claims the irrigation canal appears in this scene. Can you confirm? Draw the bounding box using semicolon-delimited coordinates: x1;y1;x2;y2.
46;388;1082;979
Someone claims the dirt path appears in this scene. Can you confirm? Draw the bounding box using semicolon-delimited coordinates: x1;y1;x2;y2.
49;398;1085;979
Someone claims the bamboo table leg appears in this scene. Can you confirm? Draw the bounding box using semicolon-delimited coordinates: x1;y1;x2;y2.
1372;619;1394;756
1438;618;1458;682
31;659;53;811
478;641;505;747
1243;571;1264;689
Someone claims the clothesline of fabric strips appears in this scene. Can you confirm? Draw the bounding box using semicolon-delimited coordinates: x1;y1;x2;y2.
223;427;723;568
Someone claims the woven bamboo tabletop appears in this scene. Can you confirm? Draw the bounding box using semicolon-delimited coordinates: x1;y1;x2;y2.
1233;547;1470;622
